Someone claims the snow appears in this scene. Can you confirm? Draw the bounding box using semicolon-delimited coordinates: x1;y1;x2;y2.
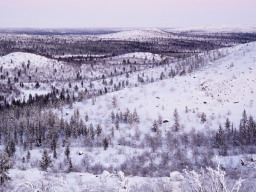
96;28;174;41
55;42;256;137
0;52;54;69
113;52;163;61
9;168;182;191
167;25;256;33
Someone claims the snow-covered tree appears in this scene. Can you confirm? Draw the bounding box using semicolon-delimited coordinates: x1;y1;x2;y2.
133;109;140;124
0;150;12;185
201;112;207;123
26;151;31;162
173;109;180;132
96;124;102;137
40;149;52;171
103;138;109;150
182;156;244;192
64;145;70;159
152;120;159;133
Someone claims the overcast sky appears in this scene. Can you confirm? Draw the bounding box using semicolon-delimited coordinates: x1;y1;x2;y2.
0;0;255;28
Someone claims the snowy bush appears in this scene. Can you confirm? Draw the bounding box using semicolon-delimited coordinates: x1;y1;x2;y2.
182;156;244;192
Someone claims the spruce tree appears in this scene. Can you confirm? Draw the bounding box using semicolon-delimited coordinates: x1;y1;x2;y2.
216;125;224;147
65;145;70;159
68;158;72;173
40;149;51;171
225;118;231;133
115;118;119;130
173;109;180;132
201;112;206;123
89;124;95;140
103;138;109;150
133;109;140;124
26;151;31;162
96;124;102;137
152;120;158;132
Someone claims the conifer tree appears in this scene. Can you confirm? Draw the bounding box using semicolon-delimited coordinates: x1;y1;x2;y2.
65;145;70;159
201;112;206;123
216;125;224;147
26;151;31;162
40;149;51;171
173;109;180;132
111;111;115;123
115;118;119;130
152;120;159;133
53;147;57;159
68;158;72;173
225;118;231;133
96;124;102;137
103;138;109;150
133;109;140;124
89;124;95;140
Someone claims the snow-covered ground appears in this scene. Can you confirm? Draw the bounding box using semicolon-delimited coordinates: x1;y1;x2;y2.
96;28;174;41
112;52;163;62
8;169;183;192
58;42;256;136
167;25;256;33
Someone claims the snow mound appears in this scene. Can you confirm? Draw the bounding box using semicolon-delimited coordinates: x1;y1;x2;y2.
170;171;184;181
0;52;58;69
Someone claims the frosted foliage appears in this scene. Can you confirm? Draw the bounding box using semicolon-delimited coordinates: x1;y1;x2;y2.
182;156;244;192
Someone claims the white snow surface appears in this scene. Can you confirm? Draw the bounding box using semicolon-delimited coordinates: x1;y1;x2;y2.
96;28;173;41
167;25;256;33
113;52;163;61
0;52;55;69
9;169;182;192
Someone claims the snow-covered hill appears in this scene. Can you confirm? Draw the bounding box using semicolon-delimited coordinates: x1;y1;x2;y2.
167;25;256;33
59;41;256;134
96;28;173;41
3;41;255;191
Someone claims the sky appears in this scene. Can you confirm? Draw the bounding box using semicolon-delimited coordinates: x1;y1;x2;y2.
0;0;256;28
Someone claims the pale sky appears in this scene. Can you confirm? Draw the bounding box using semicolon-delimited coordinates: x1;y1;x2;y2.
0;0;255;28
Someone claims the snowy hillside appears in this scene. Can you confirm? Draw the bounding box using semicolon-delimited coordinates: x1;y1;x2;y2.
167;25;256;33
96;28;174;41
59;42;256;133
